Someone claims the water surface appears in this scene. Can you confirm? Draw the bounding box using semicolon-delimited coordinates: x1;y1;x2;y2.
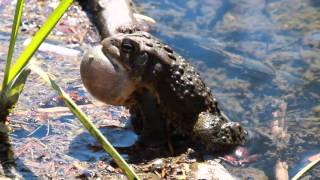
138;0;320;178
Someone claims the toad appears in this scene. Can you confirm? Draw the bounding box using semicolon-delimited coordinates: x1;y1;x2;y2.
81;32;247;151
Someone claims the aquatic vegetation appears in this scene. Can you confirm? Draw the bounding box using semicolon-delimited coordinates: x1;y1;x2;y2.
0;0;26;177
292;155;320;180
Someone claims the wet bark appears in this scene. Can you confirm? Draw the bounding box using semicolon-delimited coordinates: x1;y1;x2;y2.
77;0;139;39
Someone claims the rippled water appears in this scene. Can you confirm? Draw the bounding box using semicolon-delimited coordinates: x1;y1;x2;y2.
138;0;320;178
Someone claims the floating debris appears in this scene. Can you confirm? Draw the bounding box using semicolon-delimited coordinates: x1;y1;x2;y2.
23;38;81;57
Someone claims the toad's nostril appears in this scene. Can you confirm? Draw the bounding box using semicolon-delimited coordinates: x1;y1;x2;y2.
110;39;116;45
88;54;95;61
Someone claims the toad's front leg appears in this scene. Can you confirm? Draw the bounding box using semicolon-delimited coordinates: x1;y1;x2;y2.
130;90;166;142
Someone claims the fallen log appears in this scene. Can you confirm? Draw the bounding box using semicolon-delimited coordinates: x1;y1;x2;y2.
77;0;138;38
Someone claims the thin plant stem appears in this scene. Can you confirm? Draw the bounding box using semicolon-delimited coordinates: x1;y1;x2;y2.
7;0;73;84
2;0;24;90
30;63;140;180
292;156;320;180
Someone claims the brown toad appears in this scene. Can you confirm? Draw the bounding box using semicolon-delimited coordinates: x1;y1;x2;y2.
81;32;247;151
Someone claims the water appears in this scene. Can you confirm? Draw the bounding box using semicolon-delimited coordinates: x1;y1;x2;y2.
138;0;320;178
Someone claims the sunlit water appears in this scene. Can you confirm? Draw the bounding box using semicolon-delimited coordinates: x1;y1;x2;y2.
138;0;320;178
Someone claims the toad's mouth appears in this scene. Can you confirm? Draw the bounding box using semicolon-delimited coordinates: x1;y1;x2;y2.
102;43;124;72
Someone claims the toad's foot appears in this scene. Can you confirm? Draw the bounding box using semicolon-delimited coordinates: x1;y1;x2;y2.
192;112;247;151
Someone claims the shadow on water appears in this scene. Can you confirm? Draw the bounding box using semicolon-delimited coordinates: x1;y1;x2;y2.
309;0;320;7
13;125;54;139
68;127;138;162
15;158;38;179
68;126;217;164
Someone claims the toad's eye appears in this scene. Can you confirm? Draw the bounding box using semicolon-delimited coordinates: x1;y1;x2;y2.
121;41;134;53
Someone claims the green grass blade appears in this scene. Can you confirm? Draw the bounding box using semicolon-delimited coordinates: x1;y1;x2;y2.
0;68;30;118
5;68;31;107
7;0;73;84
29;63;140;180
292;155;320;180
2;0;25;90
